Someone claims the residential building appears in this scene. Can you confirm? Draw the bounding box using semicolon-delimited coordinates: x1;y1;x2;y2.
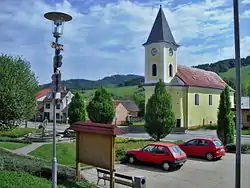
35;88;74;122
143;7;235;129
113;100;140;125
232;97;250;128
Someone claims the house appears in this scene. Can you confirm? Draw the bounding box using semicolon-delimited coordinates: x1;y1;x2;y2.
232;97;250;128
35;87;74;122
143;6;234;129
112;100;140;125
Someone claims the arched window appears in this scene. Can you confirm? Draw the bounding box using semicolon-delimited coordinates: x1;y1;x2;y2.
152;64;157;76
169;64;173;77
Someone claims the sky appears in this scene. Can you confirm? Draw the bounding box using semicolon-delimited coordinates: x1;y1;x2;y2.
0;0;250;84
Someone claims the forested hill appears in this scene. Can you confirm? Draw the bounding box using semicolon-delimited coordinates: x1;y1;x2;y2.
193;55;250;73
40;55;250;90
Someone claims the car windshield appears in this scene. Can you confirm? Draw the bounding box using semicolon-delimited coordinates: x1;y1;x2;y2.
213;140;223;147
169;145;185;155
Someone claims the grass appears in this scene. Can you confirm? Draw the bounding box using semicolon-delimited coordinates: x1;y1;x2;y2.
242;129;250;135
188;125;218;130
29;138;184;166
82;86;138;100
0;142;30;150
0;170;66;188
0;127;39;138
220;65;250;88
132;122;145;126
0;148;95;188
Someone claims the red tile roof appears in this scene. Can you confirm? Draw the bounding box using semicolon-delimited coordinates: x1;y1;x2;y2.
36;88;52;99
176;65;227;90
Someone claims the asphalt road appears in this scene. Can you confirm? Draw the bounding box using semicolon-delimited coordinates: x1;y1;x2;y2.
26;122;250;144
83;153;250;188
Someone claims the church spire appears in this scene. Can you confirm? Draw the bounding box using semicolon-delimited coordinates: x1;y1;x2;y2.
143;6;179;48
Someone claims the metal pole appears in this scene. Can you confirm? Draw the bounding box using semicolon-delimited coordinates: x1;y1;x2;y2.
52;36;59;188
233;0;241;188
66;96;68;124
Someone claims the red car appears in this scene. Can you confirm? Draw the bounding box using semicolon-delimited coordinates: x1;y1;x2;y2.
126;142;187;171
178;138;225;161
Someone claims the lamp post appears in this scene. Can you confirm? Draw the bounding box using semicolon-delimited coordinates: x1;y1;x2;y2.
233;0;242;188
66;95;69;124
44;11;72;188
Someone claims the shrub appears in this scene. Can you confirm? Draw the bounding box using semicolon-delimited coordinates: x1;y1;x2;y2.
0;128;38;138
0;137;32;144
0;148;94;186
225;143;249;153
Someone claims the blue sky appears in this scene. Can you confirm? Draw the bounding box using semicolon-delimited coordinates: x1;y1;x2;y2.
0;0;250;84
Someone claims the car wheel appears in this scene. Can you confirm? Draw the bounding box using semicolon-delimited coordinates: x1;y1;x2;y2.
128;155;136;164
217;156;222;160
162;162;170;171
205;152;214;161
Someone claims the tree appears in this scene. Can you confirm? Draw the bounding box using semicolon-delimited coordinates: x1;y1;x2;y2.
247;81;250;96
132;87;145;117
144;80;176;141
217;86;235;145
68;91;87;125
87;87;115;124
0;55;39;130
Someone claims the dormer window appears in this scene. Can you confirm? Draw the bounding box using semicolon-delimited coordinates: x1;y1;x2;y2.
152;64;157;76
169;48;173;57
169;64;173;77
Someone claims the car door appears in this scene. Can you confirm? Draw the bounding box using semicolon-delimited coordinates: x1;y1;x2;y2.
140;144;157;163
151;146;168;164
195;139;209;156
183;139;199;156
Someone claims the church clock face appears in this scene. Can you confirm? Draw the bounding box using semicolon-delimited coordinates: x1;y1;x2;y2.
151;48;157;56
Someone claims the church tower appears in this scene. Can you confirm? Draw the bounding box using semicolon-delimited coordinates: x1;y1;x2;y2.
143;6;179;84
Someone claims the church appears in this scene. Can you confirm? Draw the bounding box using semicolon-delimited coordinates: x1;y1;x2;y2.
143;6;234;129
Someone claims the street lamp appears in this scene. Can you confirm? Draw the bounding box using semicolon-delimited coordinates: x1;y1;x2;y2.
44;11;72;188
66;95;69;124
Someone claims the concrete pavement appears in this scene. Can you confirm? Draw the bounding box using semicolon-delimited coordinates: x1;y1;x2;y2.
82;153;250;188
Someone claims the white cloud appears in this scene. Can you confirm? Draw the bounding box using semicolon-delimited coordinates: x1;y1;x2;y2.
241;0;250;4
0;0;249;84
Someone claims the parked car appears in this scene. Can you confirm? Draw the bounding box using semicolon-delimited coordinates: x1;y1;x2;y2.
125;142;187;171
178;138;225;161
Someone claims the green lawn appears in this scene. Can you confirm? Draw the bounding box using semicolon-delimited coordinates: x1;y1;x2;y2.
220;65;250;88
82;86;138;100
29;138;184;166
0;170;93;188
242;129;250;135
0;142;30;150
0;127;39;138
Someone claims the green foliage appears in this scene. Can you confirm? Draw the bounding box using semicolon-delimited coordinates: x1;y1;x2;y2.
87;87;115;124
0;149;94;187
0;137;32;144
225;143;250;153
217;86;235;145
247;81;250;96
145;80;176;141
132;87;145;117
0;55;39;130
68;92;87;125
0;128;39;138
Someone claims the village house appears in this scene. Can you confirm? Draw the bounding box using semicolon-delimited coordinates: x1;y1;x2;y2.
112;100;140;125
35;87;74;122
232;97;250;128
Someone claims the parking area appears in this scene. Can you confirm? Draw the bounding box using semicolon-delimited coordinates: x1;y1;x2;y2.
82;153;250;188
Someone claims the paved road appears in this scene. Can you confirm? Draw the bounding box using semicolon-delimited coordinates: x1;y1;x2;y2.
83;153;250;188
26;122;250;144
118;130;250;144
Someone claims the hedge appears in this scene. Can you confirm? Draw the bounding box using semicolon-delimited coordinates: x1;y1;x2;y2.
0;137;32;144
225;143;250;153
0;148;95;187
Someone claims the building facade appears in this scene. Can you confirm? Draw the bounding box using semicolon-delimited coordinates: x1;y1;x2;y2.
143;7;234;129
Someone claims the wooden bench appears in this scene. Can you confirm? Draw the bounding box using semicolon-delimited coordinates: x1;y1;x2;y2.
96;168;134;187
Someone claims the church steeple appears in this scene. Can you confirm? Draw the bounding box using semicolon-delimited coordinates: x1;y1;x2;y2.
143;7;179;49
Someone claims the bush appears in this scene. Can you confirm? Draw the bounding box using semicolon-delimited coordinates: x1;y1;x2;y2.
0;137;32;144
0;148;94;187
0;128;39;138
225;143;250;153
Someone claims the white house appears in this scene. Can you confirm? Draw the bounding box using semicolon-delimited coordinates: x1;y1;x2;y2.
36;88;74;122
